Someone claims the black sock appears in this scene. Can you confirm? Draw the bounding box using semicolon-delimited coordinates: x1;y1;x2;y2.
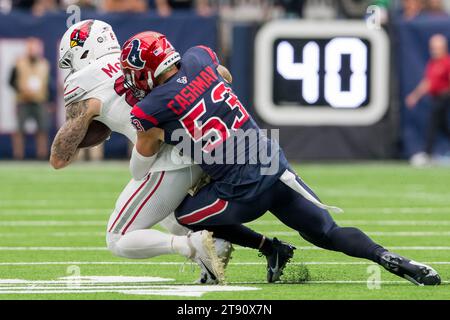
326;227;386;263
259;237;274;256
197;224;268;250
374;247;389;264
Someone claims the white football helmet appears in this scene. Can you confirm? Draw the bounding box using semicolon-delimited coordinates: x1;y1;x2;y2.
58;19;120;72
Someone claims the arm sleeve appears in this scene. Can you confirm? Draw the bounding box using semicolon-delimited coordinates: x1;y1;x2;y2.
130;145;157;181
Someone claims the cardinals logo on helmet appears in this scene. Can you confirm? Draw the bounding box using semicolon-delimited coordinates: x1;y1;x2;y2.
123;39;146;70
70;20;94;48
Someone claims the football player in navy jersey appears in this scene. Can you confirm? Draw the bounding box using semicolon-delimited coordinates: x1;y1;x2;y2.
120;31;441;285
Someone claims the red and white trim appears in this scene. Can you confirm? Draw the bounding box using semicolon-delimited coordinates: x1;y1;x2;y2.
64;86;80;96
121;171;165;235
178;199;228;225
108;174;151;233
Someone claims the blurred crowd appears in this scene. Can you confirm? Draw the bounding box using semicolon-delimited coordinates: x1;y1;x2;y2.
0;1;446;24
0;1;449;22
2;0;450;161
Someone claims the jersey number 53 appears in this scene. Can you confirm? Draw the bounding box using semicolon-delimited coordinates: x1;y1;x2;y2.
180;82;250;153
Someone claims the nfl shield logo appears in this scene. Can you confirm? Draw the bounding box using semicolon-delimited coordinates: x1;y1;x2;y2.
177;76;188;84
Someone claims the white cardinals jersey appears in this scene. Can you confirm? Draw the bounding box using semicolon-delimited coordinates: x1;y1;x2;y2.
63;53;193;172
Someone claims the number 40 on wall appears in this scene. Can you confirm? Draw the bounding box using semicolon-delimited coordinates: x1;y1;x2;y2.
276;38;368;109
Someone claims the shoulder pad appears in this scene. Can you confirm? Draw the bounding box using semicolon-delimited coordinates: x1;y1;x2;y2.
63;68;92;106
63;63;110;106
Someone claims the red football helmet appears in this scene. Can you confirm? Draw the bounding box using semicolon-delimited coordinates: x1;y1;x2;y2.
120;31;180;98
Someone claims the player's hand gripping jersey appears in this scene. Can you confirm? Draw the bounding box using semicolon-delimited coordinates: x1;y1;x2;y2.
63;53;192;172
131;46;289;201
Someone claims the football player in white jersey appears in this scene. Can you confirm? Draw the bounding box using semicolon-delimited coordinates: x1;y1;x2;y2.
49;19;230;284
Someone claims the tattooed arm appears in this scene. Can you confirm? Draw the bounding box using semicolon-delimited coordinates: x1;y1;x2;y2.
49;98;101;169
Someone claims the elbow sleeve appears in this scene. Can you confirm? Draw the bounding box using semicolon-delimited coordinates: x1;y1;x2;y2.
130;146;157;181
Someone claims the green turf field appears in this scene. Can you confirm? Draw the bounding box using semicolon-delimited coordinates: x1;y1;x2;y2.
0;161;449;299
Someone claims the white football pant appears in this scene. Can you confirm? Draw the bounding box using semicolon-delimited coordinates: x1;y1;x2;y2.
106;165;202;259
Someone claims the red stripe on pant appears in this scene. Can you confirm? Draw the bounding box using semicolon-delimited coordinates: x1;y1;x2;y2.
178;199;228;225
121;171;165;235
108;174;151;233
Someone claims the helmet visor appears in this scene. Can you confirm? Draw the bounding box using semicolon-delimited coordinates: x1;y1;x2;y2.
58;50;73;69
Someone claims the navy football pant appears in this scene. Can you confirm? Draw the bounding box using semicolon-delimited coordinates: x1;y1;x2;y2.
175;170;385;262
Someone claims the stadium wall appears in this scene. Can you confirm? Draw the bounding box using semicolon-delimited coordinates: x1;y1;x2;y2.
230;22;398;161
393;16;450;158
1;13;449;160
0;11;217;159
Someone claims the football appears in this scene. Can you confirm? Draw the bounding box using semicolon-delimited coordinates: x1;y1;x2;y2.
78;120;112;149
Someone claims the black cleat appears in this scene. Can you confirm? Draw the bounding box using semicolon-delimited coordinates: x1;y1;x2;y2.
263;238;296;283
379;252;441;286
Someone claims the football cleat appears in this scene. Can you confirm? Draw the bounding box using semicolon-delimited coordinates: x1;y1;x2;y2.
263;238;296;283
379;251;441;285
197;238;234;285
187;231;225;284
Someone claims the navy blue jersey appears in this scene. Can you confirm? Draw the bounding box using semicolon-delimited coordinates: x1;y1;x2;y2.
131;46;289;201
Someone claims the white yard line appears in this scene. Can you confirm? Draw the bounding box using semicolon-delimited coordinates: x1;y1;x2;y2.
226;280;450;285
0;209;109;216
0;261;448;266
339;220;450;226
0;246;450;251
0;232;106;237
1;207;450;216
3;230;450;238
236;246;450;251
0;199;114;206
0;221;105;226
267;231;450;237
316;190;450;201
249;220;450;226
341;207;450;214
1;219;450;228
0;247;107;251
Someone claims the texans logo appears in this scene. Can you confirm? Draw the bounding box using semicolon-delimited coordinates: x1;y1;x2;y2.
70;20;94;48
125;39;145;70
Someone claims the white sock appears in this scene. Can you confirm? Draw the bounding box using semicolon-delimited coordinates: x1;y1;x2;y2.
109;229;176;259
159;213;191;236
171;235;192;258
